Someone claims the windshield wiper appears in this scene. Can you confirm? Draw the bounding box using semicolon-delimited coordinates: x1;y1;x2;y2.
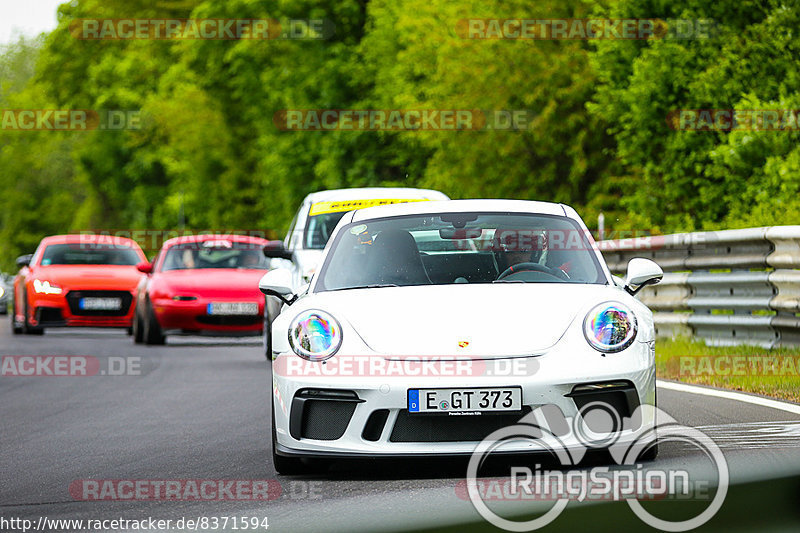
330;283;400;291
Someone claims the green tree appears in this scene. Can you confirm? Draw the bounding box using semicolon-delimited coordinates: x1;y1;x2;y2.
589;0;800;231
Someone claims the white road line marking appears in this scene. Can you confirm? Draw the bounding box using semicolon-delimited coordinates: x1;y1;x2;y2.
657;379;800;416
691;421;800;449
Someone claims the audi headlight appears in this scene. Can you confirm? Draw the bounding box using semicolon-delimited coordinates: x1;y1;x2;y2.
288;310;342;361
583;302;637;353
33;279;63;295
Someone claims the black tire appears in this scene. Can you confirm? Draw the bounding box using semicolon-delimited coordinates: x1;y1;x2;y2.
10;297;22;334
271;388;309;475
132;306;144;344
638;440;659;461
272;441;308;475
22;293;43;335
263;312;272;360
143;300;165;345
637;388;659;461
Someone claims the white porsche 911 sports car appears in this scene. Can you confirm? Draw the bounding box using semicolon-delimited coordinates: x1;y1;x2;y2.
259;199;663;474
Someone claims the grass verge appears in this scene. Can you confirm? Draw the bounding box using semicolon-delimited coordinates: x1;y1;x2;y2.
656;337;800;403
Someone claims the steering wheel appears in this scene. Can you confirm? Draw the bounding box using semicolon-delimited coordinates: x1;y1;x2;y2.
497;262;566;281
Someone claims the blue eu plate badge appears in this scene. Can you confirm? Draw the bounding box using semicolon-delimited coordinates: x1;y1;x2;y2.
408;389;420;412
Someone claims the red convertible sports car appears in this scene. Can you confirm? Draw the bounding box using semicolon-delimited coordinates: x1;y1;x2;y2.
11;234;147;334
133;235;274;344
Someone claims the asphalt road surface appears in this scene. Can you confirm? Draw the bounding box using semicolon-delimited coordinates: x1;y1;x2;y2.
2;319;800;532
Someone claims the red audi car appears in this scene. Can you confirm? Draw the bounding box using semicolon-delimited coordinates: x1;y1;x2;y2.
11;235;147;334
133;235;275;344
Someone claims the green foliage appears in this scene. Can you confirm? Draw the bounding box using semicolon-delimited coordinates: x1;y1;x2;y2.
589;0;800;232
0;36;85;266
1;0;798;271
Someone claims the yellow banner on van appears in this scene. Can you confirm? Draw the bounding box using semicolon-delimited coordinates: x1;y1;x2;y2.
309;198;430;216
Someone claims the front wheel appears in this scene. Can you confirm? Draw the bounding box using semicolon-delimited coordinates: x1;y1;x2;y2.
263;313;272;360
10;298;22;334
23;294;43;335
272;445;309;476
638;440;659;461
132;304;144;344
271;389;313;475
143;300;165;345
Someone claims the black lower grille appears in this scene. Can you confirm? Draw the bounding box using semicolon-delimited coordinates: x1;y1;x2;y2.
289;389;361;441
196;315;261;326
66;290;132;317
362;409;390;441
35;307;64;324
300;400;357;440
566;381;641;432
390;406;532;442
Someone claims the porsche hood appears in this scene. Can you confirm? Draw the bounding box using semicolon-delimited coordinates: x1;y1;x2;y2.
299;283;629;357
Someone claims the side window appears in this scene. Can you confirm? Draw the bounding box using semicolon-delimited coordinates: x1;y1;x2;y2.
151;251;163;272
30;242;47;267
286;206;303;250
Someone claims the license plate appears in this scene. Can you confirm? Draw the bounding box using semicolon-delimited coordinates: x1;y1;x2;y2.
207;302;258;315
79;297;122;311
408;387;522;414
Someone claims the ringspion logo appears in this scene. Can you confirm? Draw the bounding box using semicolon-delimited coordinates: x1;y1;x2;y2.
465;404;728;531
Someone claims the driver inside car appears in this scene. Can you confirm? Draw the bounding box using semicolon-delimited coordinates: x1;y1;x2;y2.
493;228;569;280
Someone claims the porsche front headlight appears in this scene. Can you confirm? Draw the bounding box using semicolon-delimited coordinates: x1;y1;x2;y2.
288;310;342;361
583;302;637;353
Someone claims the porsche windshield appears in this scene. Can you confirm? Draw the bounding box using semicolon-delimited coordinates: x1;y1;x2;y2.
317;213;607;290
162;241;269;271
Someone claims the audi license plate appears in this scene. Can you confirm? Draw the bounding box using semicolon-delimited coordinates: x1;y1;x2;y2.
79;297;122;311
408;387;522;414
207;302;258;315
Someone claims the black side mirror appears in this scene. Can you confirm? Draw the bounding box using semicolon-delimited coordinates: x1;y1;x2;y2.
16;254;32;269
263;241;294;261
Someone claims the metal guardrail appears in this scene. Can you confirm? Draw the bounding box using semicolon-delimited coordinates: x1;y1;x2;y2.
598;226;800;347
